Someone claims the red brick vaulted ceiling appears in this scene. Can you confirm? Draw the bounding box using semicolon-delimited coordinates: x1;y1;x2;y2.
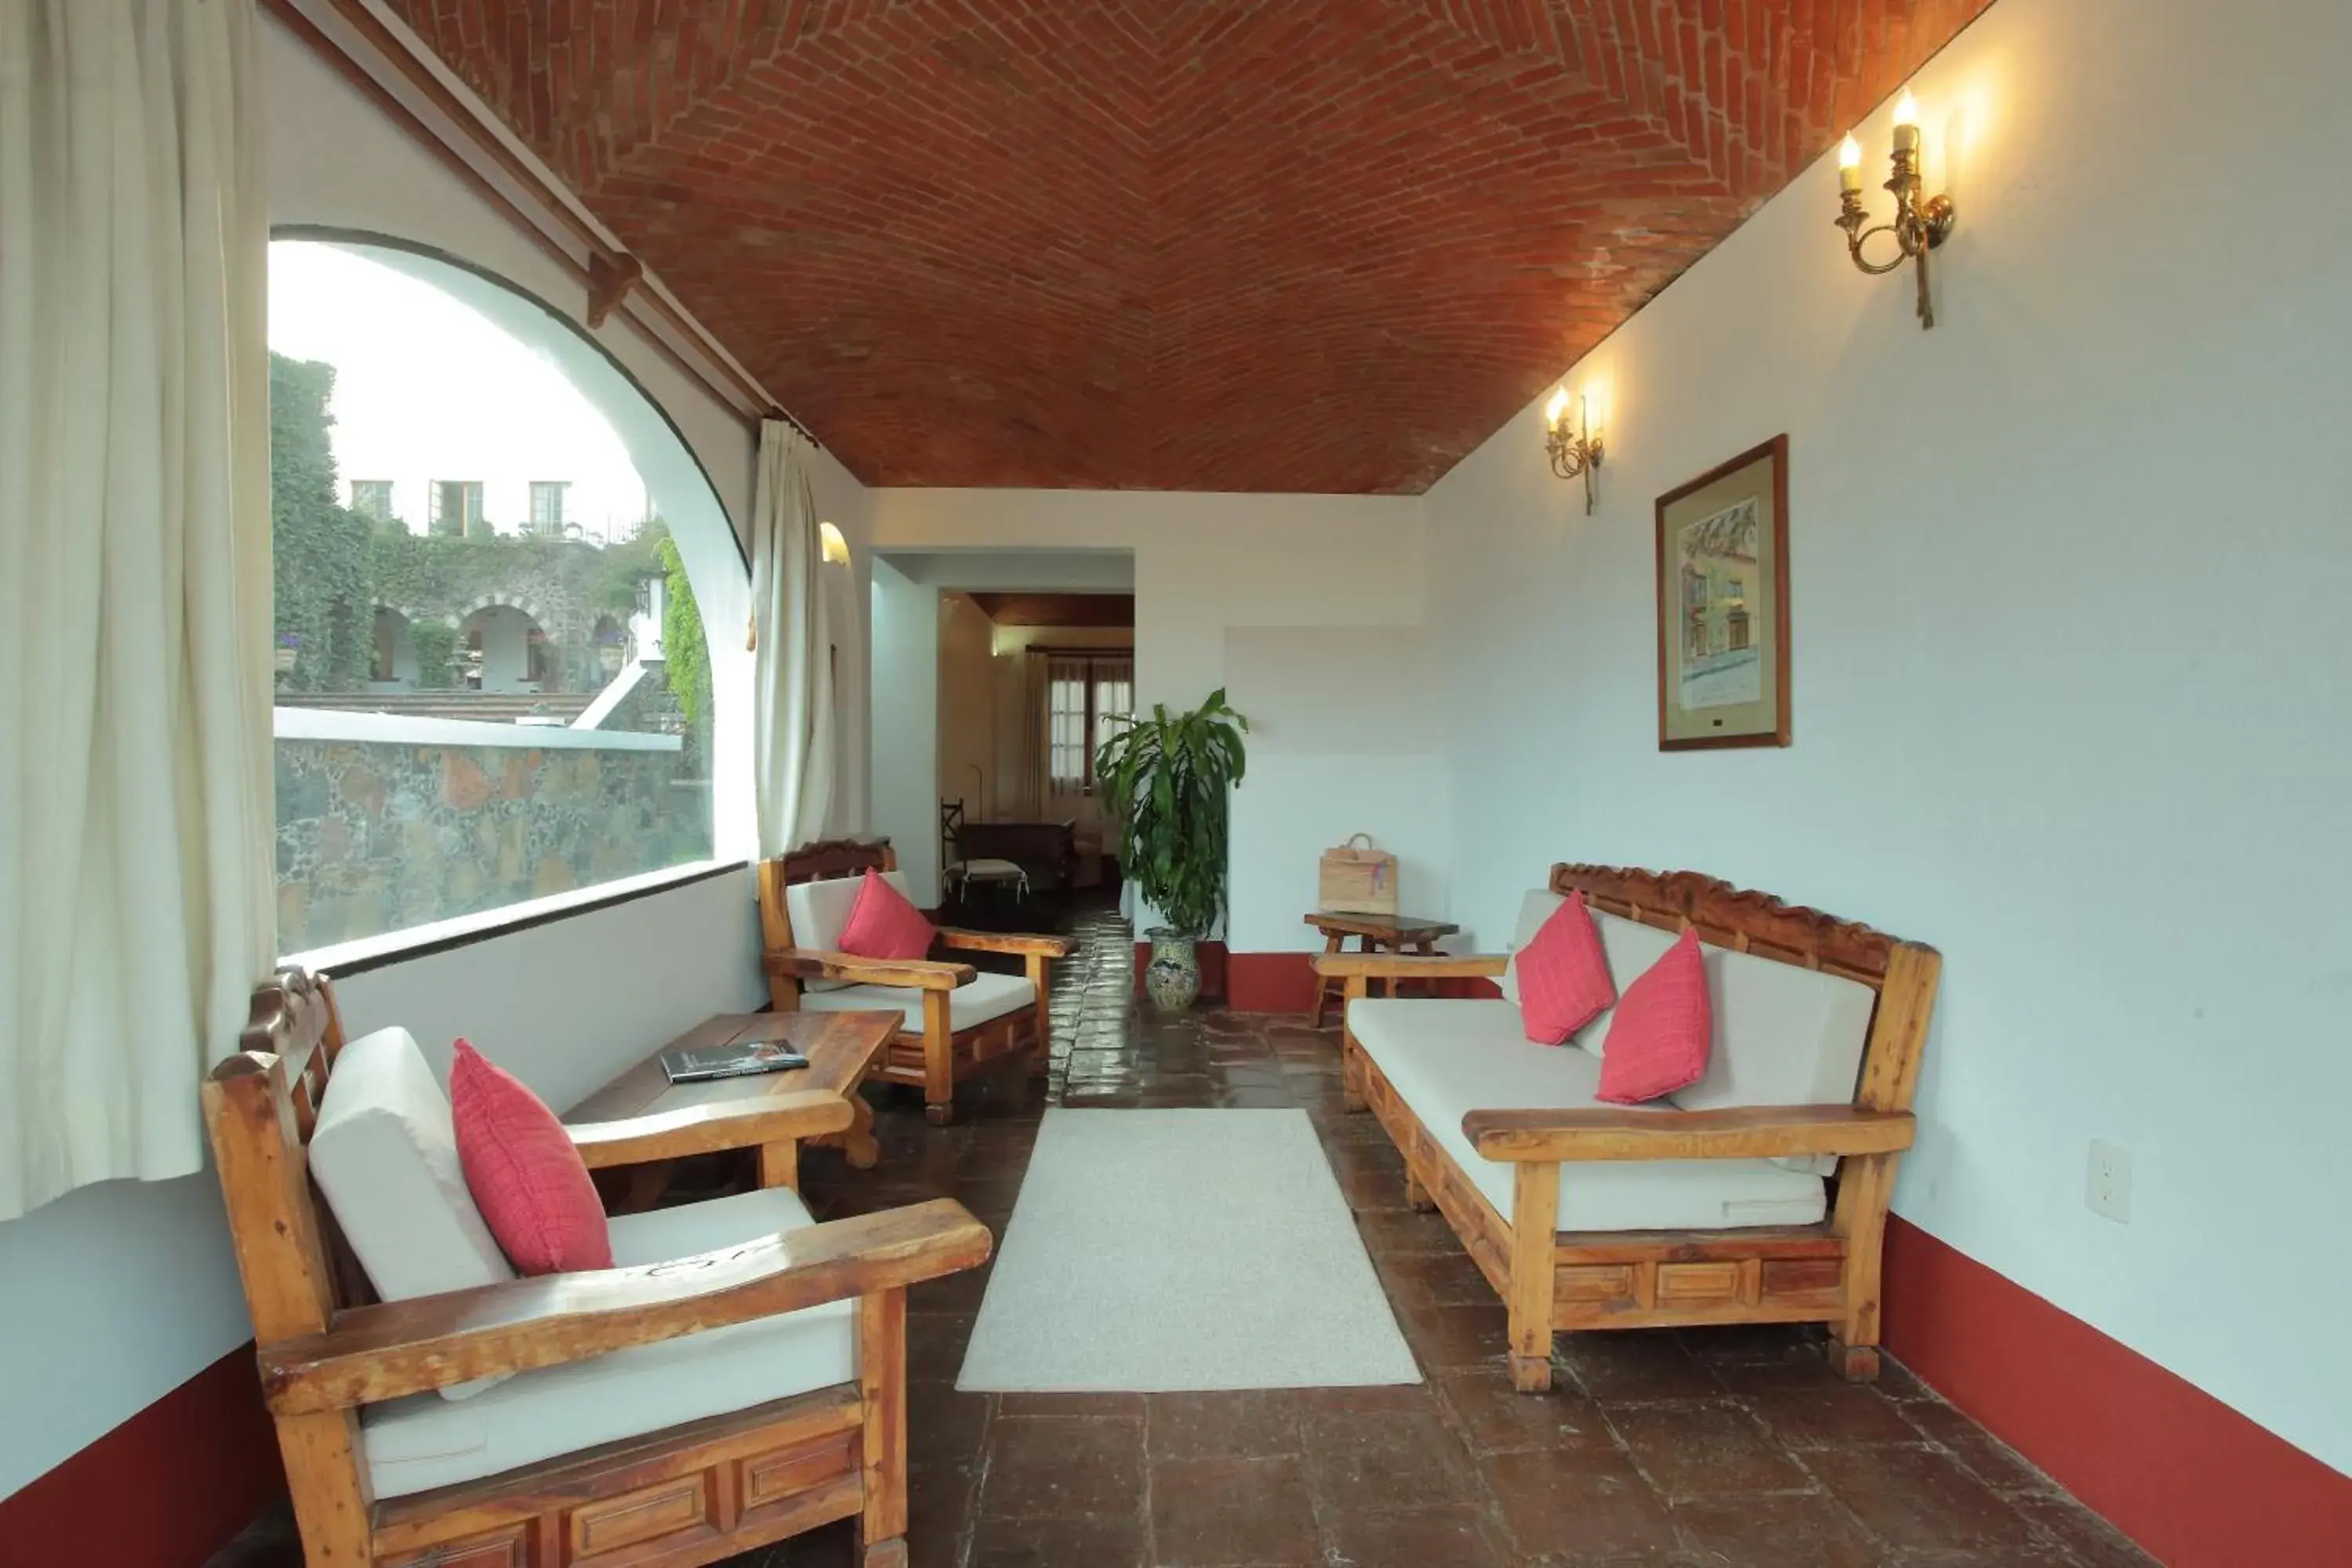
390;0;1989;492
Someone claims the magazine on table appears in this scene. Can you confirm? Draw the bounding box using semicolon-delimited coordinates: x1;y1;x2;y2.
659;1039;810;1084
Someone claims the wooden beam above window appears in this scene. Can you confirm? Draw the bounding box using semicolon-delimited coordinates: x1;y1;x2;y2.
970;593;1134;629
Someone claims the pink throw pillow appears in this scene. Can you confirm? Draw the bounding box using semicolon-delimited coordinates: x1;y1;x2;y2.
1515;893;1616;1044
1596;928;1713;1105
836;868;936;961
448;1038;612;1276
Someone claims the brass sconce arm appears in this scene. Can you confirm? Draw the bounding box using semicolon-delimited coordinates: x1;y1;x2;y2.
1836;127;1957;327
1544;397;1604;514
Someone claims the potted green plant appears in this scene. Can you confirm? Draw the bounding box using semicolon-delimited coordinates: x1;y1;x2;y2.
1094;688;1249;1011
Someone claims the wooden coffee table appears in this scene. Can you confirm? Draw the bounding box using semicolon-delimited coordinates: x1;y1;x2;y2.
1305;910;1464;1029
567;1009;899;1202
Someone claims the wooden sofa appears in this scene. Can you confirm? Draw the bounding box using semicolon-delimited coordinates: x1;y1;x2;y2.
207;968;991;1568
1314;864;1939;1392
759;837;1071;1125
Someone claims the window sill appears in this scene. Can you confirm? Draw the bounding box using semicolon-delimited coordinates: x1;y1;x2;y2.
279;859;744;979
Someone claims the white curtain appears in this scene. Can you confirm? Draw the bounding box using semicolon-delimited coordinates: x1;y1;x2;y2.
0;0;274;1219
750;420;834;855
821;532;862;833
1012;650;1049;818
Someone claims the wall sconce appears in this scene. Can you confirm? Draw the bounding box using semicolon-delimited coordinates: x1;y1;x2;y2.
818;521;851;565
1544;387;1604;514
1835;91;1956;328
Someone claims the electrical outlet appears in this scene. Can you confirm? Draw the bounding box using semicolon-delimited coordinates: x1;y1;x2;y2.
2086;1140;2132;1224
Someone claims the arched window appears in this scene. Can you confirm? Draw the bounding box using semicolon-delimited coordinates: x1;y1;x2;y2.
267;237;742;957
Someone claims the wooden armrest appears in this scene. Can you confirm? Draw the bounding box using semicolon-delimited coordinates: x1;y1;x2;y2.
935;927;1073;959
260;1200;993;1415
568;1091;854;1169
763;948;978;990
1462;1105;1916;1163
1310;953;1508;980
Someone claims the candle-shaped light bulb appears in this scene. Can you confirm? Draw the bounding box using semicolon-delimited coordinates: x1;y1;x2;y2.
1890;90;1921;155
1838;133;1863;194
1544;388;1570;430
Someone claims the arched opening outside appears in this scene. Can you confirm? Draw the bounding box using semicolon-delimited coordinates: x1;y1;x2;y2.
267;235;746;955
371;606;416;686
459;603;547;691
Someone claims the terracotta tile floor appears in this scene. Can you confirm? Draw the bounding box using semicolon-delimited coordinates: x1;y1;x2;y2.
215;909;2157;1568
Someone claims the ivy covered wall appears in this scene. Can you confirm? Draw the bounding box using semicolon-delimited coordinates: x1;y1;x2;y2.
268;350;700;699
270;354;376;690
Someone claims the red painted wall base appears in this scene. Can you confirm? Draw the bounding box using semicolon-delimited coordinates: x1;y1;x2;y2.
1883;1217;2350;1567
0;1343;281;1568
1225;949;1316;1013
1220;949;1502;1014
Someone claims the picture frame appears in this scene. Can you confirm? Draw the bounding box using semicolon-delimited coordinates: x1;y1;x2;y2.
1655;434;1791;750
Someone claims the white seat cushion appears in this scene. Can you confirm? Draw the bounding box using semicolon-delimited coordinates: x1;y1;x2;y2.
1347;997;1825;1232
360;1186;855;1499
310;1027;515;1304
785;869;920;992
797;970;1036;1034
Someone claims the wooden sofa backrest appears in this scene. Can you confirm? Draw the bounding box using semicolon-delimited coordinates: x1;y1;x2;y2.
1550;864;1940;1115
756;836;898;953
204;967;370;1348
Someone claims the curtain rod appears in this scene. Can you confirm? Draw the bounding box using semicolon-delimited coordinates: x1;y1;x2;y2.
270;0;823;451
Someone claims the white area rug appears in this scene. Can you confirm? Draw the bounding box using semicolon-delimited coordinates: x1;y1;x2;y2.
955;1109;1421;1392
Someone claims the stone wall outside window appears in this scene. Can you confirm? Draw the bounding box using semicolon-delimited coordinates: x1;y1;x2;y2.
274;710;711;954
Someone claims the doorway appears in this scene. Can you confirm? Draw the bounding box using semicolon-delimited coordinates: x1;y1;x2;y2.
867;550;1134;924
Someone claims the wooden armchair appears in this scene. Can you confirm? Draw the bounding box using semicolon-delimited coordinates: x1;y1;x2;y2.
758;838;1072;1125
207;968;991;1568
1316;865;1939;1392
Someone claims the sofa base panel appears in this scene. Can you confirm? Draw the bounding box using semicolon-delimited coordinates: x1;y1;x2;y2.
1351;1040;1862;1342
371;1385;866;1568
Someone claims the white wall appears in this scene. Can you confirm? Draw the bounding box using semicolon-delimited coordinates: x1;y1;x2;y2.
1222;626;1450;951
870;492;1439;947
871;557;942;904
937;593;1000;827
1423;0;2352;1473
331;870;765;1113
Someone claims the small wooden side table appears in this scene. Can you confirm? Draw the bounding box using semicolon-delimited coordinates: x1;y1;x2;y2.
568;1009;898;1206
1304;910;1464;1029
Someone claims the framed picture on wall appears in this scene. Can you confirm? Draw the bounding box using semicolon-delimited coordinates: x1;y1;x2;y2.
1655;434;1791;750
